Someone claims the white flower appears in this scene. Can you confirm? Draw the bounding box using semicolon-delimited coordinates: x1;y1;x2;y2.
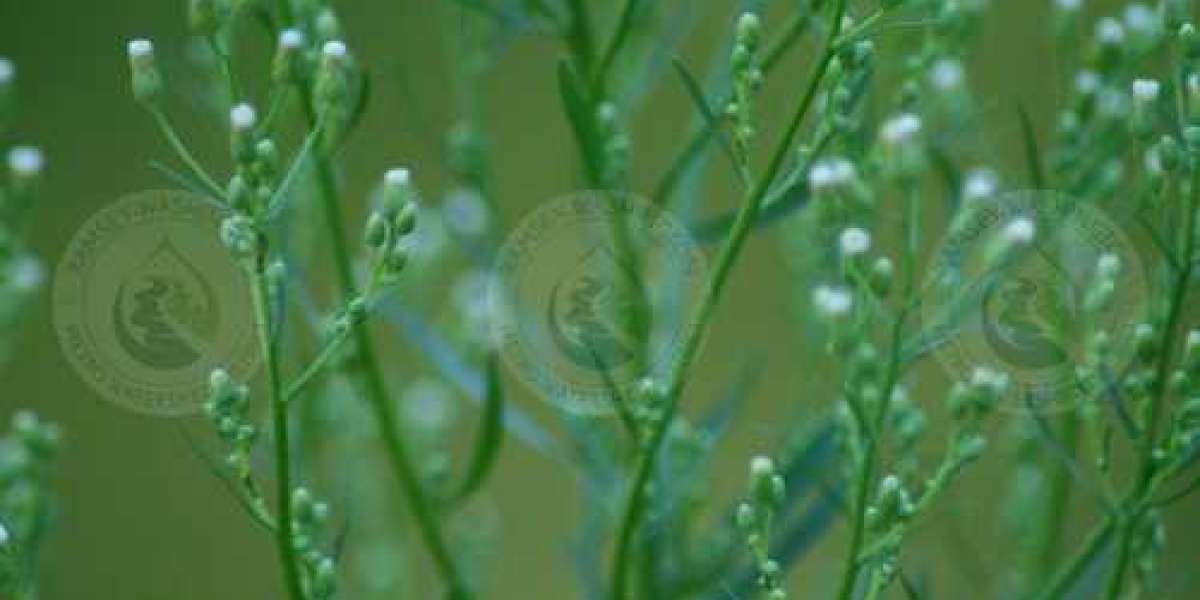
750;456;775;479
0;522;8;547
1096;17;1125;46
808;157;856;192
7;146;43;176
880;113;922;145
929;59;964;90
127;39;154;60
322;40;348;61
963;168;999;202
1075;70;1102;95
839;227;871;256
385;167;411;188
279;28;305;50
1003;217;1036;246
1132;78;1161;103
230;103;257;131
1055;0;1082;11
813;285;853;317
0;58;13;85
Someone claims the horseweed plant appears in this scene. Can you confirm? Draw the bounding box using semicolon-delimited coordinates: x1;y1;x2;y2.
0;54;60;600
11;0;1200;597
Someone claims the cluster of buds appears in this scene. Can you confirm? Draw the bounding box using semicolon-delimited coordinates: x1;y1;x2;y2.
595;103;630;188
946;367;1007;462
126;39;162;105
826;40;875;134
0;411;62;593
204;369;258;478
364;169;419;283
878;112;925;179
734;456;788;600
630;378;668;445
727;13;764;162
290;487;337;600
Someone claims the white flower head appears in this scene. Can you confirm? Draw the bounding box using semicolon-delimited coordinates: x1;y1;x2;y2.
808;157;856;192
1003;217;1036;246
385;167;411;189
1075;70;1102;95
750;455;775;478
963;168;999;202
1096;17;1125;46
230;103;257;131
929;59;965;91
1132;78;1161;103
127;39;154;60
1055;0;1082;12
813;284;853;317
0;522;8;547
839;227;871;256
322;40;348;61
7;146;44;177
0;58;13;85
880;113;922;145
279;28;305;50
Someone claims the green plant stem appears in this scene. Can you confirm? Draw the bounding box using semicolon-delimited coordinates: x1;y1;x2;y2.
1033;518;1116;600
565;0;596;77
251;246;306;600
1103;166;1198;600
608;2;848;598
148;108;226;199
295;88;470;598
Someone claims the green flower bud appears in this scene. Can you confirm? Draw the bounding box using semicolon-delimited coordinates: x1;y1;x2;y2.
736;13;762;50
273;29;306;84
364;212;388;249
127;39;162;104
384;244;409;274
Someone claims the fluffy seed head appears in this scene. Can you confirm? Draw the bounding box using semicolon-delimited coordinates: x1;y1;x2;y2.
1132;78;1161;102
1003;217;1036;245
839;227;871;256
230;103;257;131
385;168;411;188
7;146;44;176
880;113;922;145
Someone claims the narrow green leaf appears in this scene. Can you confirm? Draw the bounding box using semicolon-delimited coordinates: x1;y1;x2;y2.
265;121;325;219
451;353;507;505
556;58;604;184
1017;102;1046;190
671;57;741;178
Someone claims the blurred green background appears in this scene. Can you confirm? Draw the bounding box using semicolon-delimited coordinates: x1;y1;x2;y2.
2;0;1199;598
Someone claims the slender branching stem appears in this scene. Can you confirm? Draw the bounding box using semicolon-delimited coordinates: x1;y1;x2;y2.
592;0;641;92
251;243;307;600
148;108;226;199
608;2;849;597
292;84;471;597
